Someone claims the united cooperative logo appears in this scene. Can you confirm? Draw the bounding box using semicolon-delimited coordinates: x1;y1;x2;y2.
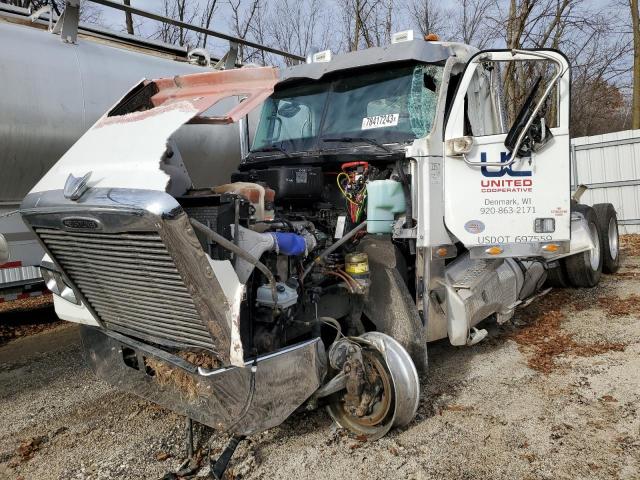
480;152;532;193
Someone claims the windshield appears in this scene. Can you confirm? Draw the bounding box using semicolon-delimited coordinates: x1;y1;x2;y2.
251;63;443;155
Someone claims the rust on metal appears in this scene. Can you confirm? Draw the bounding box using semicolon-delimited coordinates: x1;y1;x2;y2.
150;67;279;124
99;66;278;128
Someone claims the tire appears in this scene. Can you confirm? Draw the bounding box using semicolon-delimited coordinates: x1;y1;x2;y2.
592;203;620;274
565;204;603;288
545;261;569;288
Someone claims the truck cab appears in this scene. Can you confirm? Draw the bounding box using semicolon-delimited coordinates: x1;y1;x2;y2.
19;32;618;441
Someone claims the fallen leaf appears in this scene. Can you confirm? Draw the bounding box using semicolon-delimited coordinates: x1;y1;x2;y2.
155;451;171;461
443;404;474;412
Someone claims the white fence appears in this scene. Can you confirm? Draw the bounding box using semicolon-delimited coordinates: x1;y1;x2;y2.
572;129;640;234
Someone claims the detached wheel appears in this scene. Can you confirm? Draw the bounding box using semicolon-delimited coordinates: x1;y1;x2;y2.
593;203;620;274
565;204;603;288
327;332;419;440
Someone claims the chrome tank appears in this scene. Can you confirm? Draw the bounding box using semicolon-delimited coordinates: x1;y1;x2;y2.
0;19;246;203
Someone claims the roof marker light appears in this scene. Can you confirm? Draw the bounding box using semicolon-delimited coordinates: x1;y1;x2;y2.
391;30;414;44
312;50;332;63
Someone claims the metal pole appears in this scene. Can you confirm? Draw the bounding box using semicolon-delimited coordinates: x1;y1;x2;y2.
570;143;577;192
87;0;305;62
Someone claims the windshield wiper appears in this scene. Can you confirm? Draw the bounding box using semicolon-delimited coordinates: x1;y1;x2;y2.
321;137;393;153
251;144;291;158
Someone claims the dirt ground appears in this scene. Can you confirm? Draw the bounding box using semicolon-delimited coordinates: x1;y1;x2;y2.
1;251;639;480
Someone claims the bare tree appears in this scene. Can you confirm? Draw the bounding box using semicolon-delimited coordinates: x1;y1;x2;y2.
261;0;332;65
151;0;220;50
409;0;449;38
228;0;261;62
338;0;387;51
154;0;198;47
454;0;499;48
499;0;623;126
196;0;220;49
631;0;640;128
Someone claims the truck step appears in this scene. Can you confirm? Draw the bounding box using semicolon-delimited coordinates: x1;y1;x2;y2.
448;260;495;290
466;327;488;346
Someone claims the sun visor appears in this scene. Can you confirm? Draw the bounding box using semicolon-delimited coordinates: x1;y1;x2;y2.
279;41;453;85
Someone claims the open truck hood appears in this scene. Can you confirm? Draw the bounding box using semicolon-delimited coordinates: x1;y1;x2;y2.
22;67;278;367
31;67;278;194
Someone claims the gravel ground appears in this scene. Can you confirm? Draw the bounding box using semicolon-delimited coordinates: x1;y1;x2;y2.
1;254;639;480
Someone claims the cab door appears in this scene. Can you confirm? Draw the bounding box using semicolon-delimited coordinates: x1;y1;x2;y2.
442;49;571;257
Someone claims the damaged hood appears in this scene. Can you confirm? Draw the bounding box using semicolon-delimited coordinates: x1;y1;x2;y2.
30;66;279;195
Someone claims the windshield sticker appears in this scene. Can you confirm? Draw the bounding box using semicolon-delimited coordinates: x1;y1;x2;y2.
361;114;399;130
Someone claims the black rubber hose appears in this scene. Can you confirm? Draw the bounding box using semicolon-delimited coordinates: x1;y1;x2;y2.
300;221;368;281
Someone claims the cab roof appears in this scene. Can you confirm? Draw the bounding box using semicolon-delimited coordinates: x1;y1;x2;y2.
279;40;477;85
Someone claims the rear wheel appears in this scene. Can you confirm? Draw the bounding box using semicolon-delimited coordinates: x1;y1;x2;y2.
545;261;569;288
593;203;620;274
565;204;602;288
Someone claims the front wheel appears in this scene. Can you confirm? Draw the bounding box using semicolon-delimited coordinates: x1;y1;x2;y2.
565;204;603;288
327;332;419;440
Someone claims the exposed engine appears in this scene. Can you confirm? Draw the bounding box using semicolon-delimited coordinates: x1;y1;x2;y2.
178;160;403;359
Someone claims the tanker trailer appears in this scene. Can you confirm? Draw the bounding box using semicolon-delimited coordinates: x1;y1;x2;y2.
0;3;270;296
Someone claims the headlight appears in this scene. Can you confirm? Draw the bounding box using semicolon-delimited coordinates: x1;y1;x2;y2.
445;136;474;156
40;263;79;304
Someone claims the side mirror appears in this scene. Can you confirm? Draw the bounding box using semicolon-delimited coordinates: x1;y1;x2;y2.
504;76;554;157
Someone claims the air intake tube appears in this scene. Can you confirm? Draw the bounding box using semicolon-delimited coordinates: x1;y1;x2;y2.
231;226;311;283
270;232;306;256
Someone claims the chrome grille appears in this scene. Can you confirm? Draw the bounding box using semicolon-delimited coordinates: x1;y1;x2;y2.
35;228;215;350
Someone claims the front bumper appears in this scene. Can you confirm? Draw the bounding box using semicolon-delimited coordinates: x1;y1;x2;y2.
81;326;326;435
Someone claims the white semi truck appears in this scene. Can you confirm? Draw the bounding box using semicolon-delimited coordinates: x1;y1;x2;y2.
15;30;619;460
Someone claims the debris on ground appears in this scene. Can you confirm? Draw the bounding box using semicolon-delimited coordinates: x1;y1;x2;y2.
508;290;627;373
598;294;640;317
0;293;52;314
16;437;44;462
0;294;58;346
154;451;171;462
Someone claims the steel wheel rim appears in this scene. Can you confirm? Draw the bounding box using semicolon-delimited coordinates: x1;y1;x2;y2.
608;217;619;260
589;222;601;271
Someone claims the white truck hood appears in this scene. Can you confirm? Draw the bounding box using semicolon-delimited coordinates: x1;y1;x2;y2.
30;66;279;195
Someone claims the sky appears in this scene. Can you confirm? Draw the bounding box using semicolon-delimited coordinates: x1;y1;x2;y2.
91;0;263;60
87;0;629;73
